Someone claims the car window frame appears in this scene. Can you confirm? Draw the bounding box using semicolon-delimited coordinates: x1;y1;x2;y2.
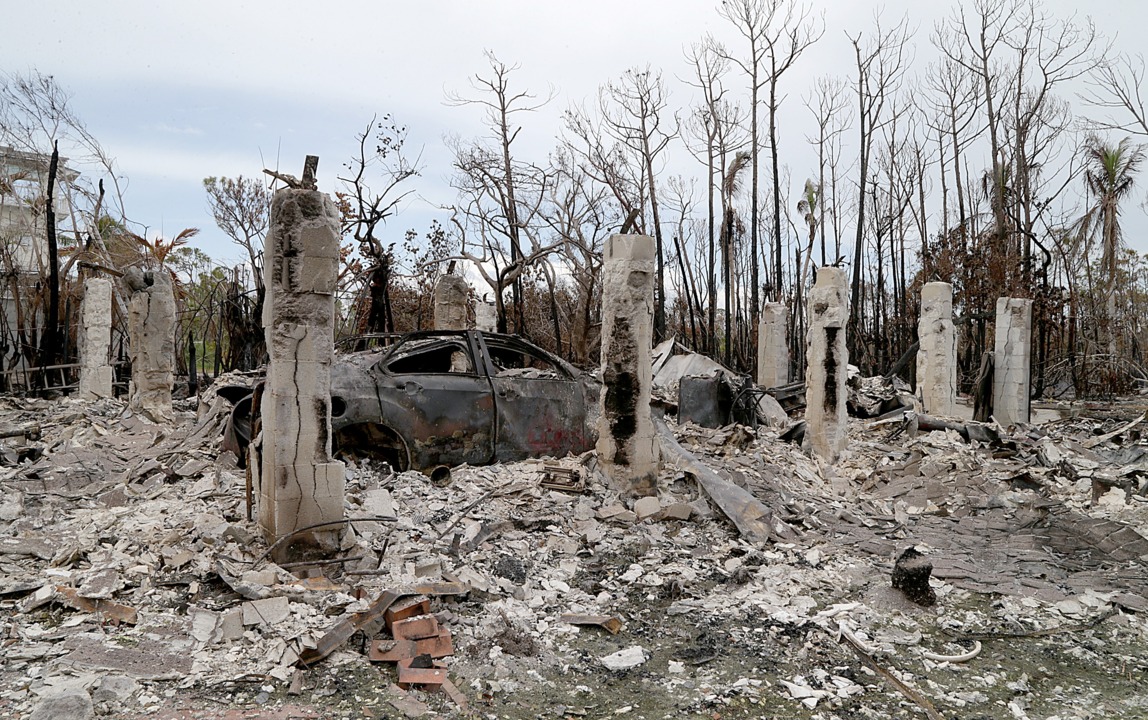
476;333;574;381
373;332;481;378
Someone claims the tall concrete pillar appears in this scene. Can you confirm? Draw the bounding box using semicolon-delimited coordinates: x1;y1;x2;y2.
993;297;1033;426
757;302;788;388
433;275;469;331
597;234;659;495
123;268;175;419
803;266;848;463
475;296;497;333
78;278;114;400
916;282;956;416
259;183;346;552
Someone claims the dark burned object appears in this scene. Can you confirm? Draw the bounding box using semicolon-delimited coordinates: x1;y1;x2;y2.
892;547;937;607
823;326;839;412
224;330;597;473
602;317;638;466
540;463;586;493
973;351;994;423
678;375;731;429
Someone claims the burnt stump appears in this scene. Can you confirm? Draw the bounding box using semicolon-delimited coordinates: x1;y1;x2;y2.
892;547;937;607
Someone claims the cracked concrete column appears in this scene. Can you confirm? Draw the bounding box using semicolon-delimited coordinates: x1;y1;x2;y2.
475;296;497;333
78;278;113;400
916;282;956;416
433;274;470;331
123;268;175;419
993;297;1033;426
803;266;848;463
259;186;346;552
597;234;660;496
756;302;788;388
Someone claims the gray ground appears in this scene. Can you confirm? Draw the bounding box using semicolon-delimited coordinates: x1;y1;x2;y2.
2;390;1148;719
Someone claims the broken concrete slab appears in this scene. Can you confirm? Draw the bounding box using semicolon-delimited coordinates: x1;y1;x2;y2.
0;535;56;559
76;568;121;599
27;690;94;720
358;488;396;519
600;645;648;671
634;495;661;519
0;488;23;520
386;683;432;718
191;608;223;644
657;418;794;544
661;501;693;521
242;596;291;626
90;675;139;704
59;635;193;679
219;608;245;641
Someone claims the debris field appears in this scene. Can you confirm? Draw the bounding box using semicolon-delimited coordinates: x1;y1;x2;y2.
3;387;1148;719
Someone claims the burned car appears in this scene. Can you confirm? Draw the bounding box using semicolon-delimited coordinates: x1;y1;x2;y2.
225;330;598;472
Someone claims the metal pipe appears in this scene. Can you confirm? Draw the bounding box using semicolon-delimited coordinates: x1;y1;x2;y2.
427;465;452;487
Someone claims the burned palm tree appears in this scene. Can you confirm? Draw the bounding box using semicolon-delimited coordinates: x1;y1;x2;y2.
720;150;750;367
1081;134;1145;358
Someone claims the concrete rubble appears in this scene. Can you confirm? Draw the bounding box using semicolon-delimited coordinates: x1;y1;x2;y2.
3;383;1148;718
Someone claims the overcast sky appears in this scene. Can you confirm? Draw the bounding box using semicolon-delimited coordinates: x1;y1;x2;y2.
2;0;1145;266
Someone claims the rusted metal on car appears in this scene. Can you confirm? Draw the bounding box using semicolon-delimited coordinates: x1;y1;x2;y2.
475;332;590;463
224;330;597;473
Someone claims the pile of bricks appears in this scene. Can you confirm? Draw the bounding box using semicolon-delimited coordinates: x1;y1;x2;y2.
369;594;467;708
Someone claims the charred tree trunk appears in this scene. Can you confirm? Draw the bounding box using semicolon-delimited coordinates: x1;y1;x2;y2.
38;142;63;381
364;259;395;336
972;351;994;423
188;330;199;398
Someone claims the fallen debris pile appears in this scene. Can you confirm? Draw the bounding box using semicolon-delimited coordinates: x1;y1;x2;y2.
3;392;1148;718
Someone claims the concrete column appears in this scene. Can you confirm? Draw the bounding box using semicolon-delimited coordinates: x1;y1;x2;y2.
433;275;469;331
756;302;788;388
475;296;497;333
259;186;345;552
916;282;957;416
597;234;659;495
993;297;1033;426
123;268;175;419
803;266;848;463
78;278;114;400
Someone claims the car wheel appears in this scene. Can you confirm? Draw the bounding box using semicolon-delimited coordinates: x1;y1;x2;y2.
333;423;410;473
